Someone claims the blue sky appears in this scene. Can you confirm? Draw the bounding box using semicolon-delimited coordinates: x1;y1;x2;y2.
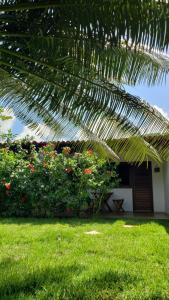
126;75;169;117
1;74;169;141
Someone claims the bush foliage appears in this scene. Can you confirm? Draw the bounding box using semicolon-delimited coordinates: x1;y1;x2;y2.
0;143;119;217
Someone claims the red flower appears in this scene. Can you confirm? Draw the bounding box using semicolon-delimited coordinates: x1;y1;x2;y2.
28;163;35;172
84;168;92;174
65;167;73;174
5;183;11;190
87;149;93;156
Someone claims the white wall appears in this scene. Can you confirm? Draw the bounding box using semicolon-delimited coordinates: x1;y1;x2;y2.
152;162;166;213
164;162;169;214
107;188;133;212
103;162;169;214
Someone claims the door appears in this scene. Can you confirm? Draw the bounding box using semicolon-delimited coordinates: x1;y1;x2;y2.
132;162;153;212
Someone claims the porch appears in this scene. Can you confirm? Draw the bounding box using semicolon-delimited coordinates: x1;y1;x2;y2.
105;161;169;215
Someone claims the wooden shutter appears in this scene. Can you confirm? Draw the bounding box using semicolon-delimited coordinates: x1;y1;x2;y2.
132;162;153;212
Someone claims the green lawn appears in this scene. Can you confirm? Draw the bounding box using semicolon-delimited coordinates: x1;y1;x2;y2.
0;218;169;300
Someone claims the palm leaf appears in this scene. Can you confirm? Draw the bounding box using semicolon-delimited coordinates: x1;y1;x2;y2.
0;0;168;162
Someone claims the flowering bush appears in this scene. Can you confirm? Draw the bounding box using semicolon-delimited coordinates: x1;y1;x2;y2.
0;143;120;217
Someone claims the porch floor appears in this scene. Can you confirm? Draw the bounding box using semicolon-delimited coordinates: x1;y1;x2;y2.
102;212;169;220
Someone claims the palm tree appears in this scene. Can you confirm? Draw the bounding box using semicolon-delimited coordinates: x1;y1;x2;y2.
0;0;169;162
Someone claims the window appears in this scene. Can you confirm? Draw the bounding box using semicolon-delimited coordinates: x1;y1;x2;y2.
117;163;130;187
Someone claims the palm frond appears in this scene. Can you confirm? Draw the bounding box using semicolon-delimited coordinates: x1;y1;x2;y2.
0;0;168;162
20;37;169;86
1;0;169;50
0;58;168;162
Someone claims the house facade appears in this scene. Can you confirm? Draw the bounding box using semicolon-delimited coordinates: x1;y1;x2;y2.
109;161;169;215
1;140;168;215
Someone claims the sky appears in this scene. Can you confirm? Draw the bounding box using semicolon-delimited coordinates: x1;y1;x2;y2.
126;75;169;119
1;74;169;141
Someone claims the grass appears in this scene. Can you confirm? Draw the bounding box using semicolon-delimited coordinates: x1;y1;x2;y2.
0;218;169;299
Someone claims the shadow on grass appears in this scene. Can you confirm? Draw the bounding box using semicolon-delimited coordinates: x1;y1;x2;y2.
1;264;82;299
0;263;137;300
0;216;115;226
121;218;169;235
0;216;169;230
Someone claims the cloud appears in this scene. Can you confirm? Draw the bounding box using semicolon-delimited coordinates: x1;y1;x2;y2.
17;126;43;142
153;105;169;120
17;123;59;141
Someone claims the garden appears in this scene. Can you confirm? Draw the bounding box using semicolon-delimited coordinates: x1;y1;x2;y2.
0;1;169;299
0;142;120;217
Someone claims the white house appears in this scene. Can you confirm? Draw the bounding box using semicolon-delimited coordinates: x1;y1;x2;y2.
49;140;169;215
108;161;169;215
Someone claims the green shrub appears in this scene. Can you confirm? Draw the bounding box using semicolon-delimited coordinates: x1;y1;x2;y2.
0;143;119;217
